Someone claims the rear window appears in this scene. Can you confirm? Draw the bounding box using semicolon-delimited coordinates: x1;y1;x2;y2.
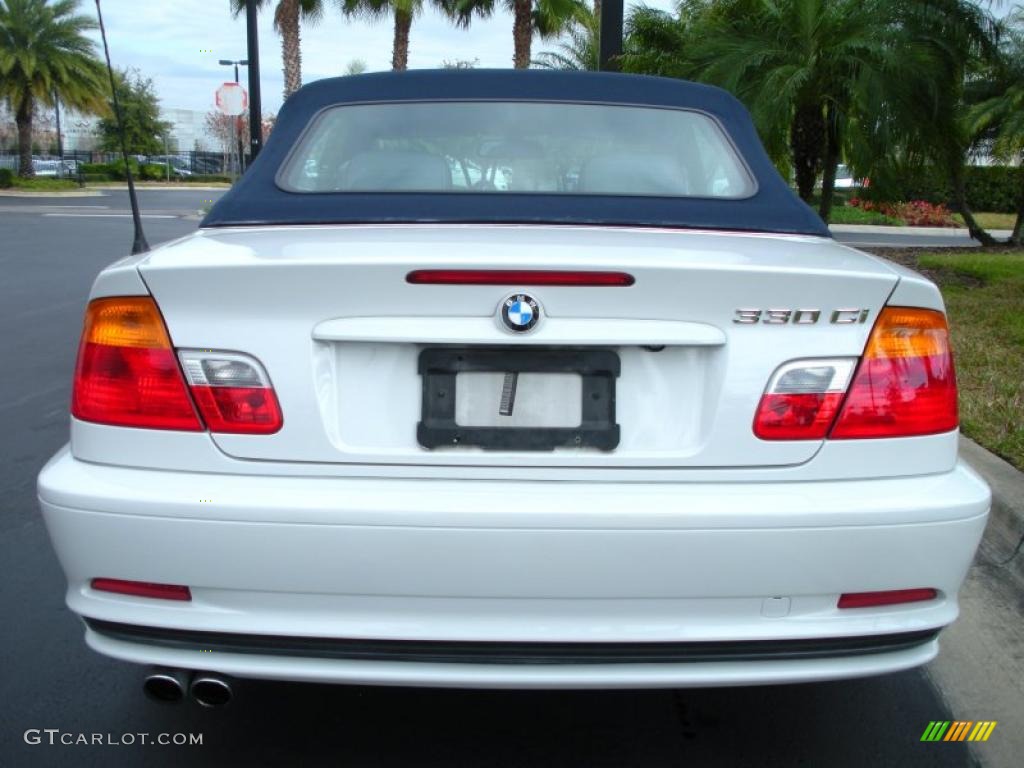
278;101;755;199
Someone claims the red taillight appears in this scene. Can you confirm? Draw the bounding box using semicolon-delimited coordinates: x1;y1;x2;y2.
72;298;202;431
406;270;635;286
91;578;192;601
178;351;283;434
838;588;937;609
831;308;958;439
189;386;282;434
754;359;856;440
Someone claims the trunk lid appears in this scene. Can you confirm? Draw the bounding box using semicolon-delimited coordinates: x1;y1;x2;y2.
139;225;898;469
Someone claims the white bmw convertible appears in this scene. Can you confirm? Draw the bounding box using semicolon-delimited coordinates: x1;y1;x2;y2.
38;71;990;705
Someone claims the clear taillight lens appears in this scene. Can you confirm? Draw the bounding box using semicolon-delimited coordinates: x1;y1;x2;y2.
831;307;957;439
72;298;202;431
178;351;283;434
753;359;857;440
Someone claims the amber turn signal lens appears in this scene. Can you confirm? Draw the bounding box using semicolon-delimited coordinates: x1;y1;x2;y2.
80;297;173;349
862;307;950;360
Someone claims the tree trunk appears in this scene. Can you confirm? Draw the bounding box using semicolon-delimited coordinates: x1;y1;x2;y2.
392;9;412;71
789;102;824;202
16;94;34;178
950;161;995;246
513;0;532;69
1011;166;1024;246
277;0;302;100
818;103;840;221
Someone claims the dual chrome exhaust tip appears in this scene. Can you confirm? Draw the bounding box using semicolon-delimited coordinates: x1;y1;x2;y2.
143;669;232;707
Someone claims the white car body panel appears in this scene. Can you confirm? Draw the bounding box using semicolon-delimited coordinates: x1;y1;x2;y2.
39;447;988;687
41;214;987;689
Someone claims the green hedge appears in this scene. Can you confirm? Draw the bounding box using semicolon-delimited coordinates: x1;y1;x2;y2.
186;174;232;183
0;167;12;188
80;162;128;180
966;166;1020;213
863;165;1021;213
80;161;165;181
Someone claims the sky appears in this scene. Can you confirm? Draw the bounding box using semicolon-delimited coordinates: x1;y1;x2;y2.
85;0;679;116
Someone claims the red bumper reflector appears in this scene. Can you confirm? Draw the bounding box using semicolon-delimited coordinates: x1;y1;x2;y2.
91;578;192;601
837;588;937;609
406;270;635;286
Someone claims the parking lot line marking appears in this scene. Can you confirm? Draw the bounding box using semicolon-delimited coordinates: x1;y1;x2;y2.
41;213;177;219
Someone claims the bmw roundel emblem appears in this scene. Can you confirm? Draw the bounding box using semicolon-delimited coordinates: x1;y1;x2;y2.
499;293;541;333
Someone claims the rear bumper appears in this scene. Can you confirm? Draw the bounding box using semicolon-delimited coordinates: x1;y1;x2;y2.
38;448;990;688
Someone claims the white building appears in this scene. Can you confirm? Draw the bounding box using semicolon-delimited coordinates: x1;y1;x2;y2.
20;106;220;153
160;107;221;152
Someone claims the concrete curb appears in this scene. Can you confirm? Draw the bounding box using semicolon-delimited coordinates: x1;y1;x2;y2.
959;436;1024;583
830;224;1013;238
85;184;230;191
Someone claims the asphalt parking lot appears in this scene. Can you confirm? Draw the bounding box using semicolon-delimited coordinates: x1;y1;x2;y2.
0;189;1013;767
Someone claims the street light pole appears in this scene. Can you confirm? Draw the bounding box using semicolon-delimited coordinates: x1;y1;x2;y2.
599;0;624;72
219;58;250;173
53;88;64;171
246;0;263;159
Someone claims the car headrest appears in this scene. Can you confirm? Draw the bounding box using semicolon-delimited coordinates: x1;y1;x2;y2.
342;150;451;191
578;153;688;196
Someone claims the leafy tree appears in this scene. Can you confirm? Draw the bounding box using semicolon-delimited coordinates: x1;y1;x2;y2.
345;57;368;75
533;4;597;70
441;57;479;68
443;0;585;69
232;0;324;100
97;69;172;156
0;0;106;176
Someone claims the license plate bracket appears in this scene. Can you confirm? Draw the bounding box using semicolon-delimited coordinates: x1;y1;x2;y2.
417;347;620;451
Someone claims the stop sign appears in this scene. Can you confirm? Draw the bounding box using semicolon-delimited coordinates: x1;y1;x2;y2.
215;82;248;116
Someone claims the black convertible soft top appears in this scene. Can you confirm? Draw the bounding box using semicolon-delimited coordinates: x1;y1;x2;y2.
202;70;830;237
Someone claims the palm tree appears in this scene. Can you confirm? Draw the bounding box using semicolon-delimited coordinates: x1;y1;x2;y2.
444;0;585;69
0;0;106;177
969;9;1024;244
622;0;999;224
532;4;597;70
232;0;324;100
887;0;1000;243
340;0;424;71
631;1;920;216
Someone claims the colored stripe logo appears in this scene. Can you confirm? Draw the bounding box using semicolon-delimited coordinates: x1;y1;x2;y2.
921;721;997;742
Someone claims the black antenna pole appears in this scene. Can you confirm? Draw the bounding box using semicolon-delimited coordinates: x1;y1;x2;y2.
94;0;149;254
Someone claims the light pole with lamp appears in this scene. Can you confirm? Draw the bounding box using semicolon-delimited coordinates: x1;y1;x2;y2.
53;87;64;175
219;59;249;173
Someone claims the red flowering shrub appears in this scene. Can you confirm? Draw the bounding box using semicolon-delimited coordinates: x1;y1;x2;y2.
896;200;957;227
848;197;956;227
